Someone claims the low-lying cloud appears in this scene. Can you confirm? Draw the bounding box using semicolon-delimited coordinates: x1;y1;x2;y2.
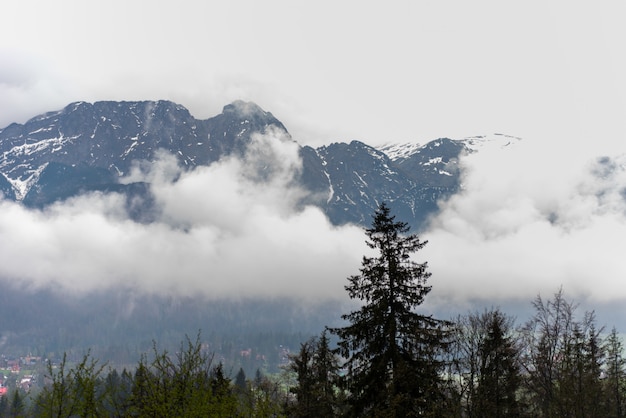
2;129;626;319
423;135;626;309
0;131;366;301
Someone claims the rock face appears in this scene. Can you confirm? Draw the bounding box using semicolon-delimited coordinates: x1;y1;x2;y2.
0;100;287;198
0;100;514;229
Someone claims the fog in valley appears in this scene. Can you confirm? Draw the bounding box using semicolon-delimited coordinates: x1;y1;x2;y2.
1;129;626;358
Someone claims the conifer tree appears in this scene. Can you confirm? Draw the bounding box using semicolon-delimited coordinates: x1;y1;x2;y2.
604;327;626;418
313;331;343;416
235;368;247;393
330;202;449;417
0;393;8;417
289;338;317;417
10;389;24;418
289;331;342;417
473;310;523;417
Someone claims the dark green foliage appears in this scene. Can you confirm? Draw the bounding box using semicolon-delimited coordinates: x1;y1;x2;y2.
604;327;626;418
10;389;25;418
0;393;9;416
0;388;26;418
235;367;247;392
448;308;524;417
312;331;343;416
289;339;317;417
288;331;343;417
330;202;450;417
254;369;264;388
473;310;523;417
101;368;133;417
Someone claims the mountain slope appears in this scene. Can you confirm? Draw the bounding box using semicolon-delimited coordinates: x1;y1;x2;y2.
0;100;516;230
0;100;287;190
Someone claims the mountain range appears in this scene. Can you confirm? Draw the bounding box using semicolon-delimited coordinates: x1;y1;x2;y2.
0;99;518;230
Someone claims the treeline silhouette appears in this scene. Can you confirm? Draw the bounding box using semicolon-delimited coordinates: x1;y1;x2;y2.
2;292;623;417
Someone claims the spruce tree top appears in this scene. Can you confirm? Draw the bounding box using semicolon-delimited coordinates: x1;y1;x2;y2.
347;201;432;305
331;202;445;416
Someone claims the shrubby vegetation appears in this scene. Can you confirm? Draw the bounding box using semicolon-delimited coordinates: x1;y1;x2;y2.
2;203;626;417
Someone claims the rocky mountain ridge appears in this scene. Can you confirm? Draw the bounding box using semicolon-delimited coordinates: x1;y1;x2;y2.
0;100;518;229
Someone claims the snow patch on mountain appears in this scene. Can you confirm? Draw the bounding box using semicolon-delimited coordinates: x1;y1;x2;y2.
378;142;422;161
2;134;79;162
324;170;334;204
460;133;522;153
378;133;521;162
6;163;48;200
424;157;443;166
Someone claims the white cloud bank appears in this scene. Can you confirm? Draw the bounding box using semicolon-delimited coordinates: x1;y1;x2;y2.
423;136;626;308
1;126;626;322
0;131;366;301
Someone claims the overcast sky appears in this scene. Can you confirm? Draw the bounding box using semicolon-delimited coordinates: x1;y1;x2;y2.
2;1;625;150
2;1;626;326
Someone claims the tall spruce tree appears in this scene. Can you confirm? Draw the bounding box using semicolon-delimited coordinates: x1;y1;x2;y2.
330;202;449;417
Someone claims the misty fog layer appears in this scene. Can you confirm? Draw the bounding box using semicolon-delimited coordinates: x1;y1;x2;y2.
1;131;626;310
0;131;365;301
424;136;626;307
